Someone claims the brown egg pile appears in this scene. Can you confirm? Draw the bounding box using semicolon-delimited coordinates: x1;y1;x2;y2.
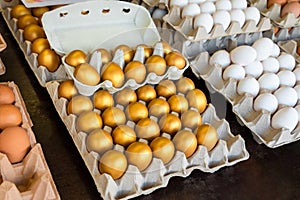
58;77;219;179
0;84;31;163
267;0;300;18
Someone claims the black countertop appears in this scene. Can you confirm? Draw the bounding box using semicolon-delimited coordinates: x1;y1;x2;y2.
0;14;299;200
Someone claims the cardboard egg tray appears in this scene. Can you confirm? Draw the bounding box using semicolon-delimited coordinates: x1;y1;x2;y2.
0;33;6;75
45;80;249;200
277;39;300;63
0;82;60;199
263;26;300;43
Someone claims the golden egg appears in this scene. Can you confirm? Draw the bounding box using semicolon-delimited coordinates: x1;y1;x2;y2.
114;44;134;64
65;50;88;68
86;128;113;154
125;142;152;171
67;95;93;116
145;55;167;76
176;77;195;94
124;61;147;84
58;80;78;100
186;89;207;113
17;14;38;30
112;125;136;147
155;79;176;99
148;98;170;118
159;113;181;136
160;40;172;56
37;49;61;72
76;111;103;133
125;102;148;122
136;85;157;103
10;5;31;19
102;107;126;128
150;137;175;164
195;124;218;151
165;51;186;70
135;118;160;140
74;63;100;86
135;44;153;59
114;88;137;106
94;48;112;65
101;62;125;88
31;38;50;54
23;24;45;42
31;6;50;18
99;150;127;180
172;130;197;158
181;110;202;130
168;95;188;114
93;90;114;111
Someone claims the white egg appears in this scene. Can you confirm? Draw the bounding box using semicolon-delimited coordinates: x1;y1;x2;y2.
237;77;260;97
209;50;231;68
262;57;280;73
293;85;300;100
213;10;231;31
152;8;168;19
252;37;274;61
294;105;300;121
244;61;263;78
215;0;232;11
277;70;296;87
189;0;206;3
231;0;247;9
244;7;261;26
293;67;300;81
273;86;298;107
271;107;298;132
253;93;278;114
277;53;296;70
181;3;201;18
200;2;216;14
230;9;246;28
258;73;280;92
194;13;214;33
271;44;280;57
230;45;257;65
170;0;188;7
222;64;245;80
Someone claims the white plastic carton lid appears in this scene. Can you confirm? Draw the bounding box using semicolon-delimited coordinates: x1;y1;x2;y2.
41;0;161;55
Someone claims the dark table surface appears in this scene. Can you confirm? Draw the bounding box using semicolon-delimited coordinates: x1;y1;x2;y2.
0;14;300;200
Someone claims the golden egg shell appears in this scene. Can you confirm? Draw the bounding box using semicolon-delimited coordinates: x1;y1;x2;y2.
74;63;101;86
125;142;152;171
76;111;103;133
165;51;186;70
176;77;195;95
31;38;50;54
37;49;61;72
65;50;88;68
135;118;160;140
124;61;147;84
0;104;22;130
136;85;157;103
114;44;134;64
160;40;172;56
150;137;175;165
99;150;127;180
102;107;126;128
195;124;218;151
168;95;189;114
94;48;112;65
93;90;114;111
31;6;50;18
0;84;15;104
186;89;207;113
23;24;45;42
114;88;137;106
172;130;197;158
155;79;177;99
159;113;181;136
101;62;125;88
67;95;93;116
135;44;153;60
145;55;167;76
125;102;148;122
17;14;38;30
86;128;113;154
112;125;136;147
58;80;78;100
11;5;31;19
148;98;170;118
181;110;202;130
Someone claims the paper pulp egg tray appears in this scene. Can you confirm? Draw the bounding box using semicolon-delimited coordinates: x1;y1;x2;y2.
45;80;249;200
0;33;6;75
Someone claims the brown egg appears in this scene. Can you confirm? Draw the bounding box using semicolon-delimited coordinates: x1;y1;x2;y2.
10;5;31;19
114;44;134;64
150;137;175;164
181;110;202;130
93;90;114;111
17;14;38;30
37;49;61;72
114;88;137;106
31;38;50;54
124;61;147;84
0;85;15;104
148;98;170;118
125;142;152;171
159;113;181;136
135;44;153;59
0;126;30;163
65;50;88;68
23;24;45;42
94;48;112;65
102;107;126;128
67;95;93;116
155;79;176;99
176;77;195;94
74;63;101;86
57;80;78;101
99;150;127;180
135;118;160;140
281;2;300;18
0;104;22;130
168;95;189;114
160;40;172;56
101;62;125;88
186;89;207;113
172;130;197;158
267;0;287;8
31;6;50;18
136;85;157;103
86;128;113;154
76;111;103;133
125;102;148;122
165;51;186;70
195;124;218;151
112;125;136;147
145;55;167;76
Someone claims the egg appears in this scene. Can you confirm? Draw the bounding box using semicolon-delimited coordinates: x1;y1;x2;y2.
124;61;146;84
172;130;197;158
222;64;245;80
244;7;261;26
93;90;114;111
294;85;300;100
215;0;232;11
230;46;257;65
135;118;160;140
193;13;214;33
258;73;280;92
37;49;61;72
58;80;78;101
253;93;278;114
114;88;137;106
0;104;22;130
101;62;125;88
0;85;15;104
136;85;157;102
23;24;45;42
273;86;298;107
168;95;189;114
135;44;153;60
125;102;148;122
159;113;181;136
152;8;167;20
165;51;186;70
114;45;134;64
231;0;247;9
150;137;175;165
200;2;216;14
10;5;31;19
293;67;300;81
252;38;274;61
112;125;136;147
271;107;298;132
148;98;170;118
17;14;38;30
295;105;300;121
195;124;219;151
0;126;30;163
125;142;153;171
237;77;260;97
86;128;113;154
155;79;177;99
31;38;50;54
186;89;207;113
281;2;300;18
267;0;287;8
175;77;195;94
230;9;246;28
76;111;103;133
67;95;93;116
102;107;126;128
99;150;127;180
74;63;101;86
145;55;167;76
244;61;263;78
181;110;202;130
94;48;112;65
31;6;50;18
181;3;201;18
262;57;280;73
213;10;231;31
277;70;296;87
65;50;88;68
277;53;296;70
209;50;231;68
160;41;172;56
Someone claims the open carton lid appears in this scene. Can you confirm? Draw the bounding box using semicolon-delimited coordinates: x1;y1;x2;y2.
41;0;161;55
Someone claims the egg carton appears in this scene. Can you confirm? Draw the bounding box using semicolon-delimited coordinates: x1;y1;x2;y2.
0;0;18;11
249;0;300;28
0;33;6;52
278;39;300;63
0;58;5;75
45;80;249;200
262;25;300;43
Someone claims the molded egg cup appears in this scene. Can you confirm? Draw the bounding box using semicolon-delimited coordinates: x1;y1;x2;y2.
278;40;300;63
0;58;5;75
0;0;18;11
263;25;300;43
45;80;249;200
0;33;6;52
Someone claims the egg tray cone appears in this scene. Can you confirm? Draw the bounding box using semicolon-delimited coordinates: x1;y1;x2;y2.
0;33;6;52
0;58;5;75
45;80;249;200
262;25;300;43
0;0;18;11
278;39;300;63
